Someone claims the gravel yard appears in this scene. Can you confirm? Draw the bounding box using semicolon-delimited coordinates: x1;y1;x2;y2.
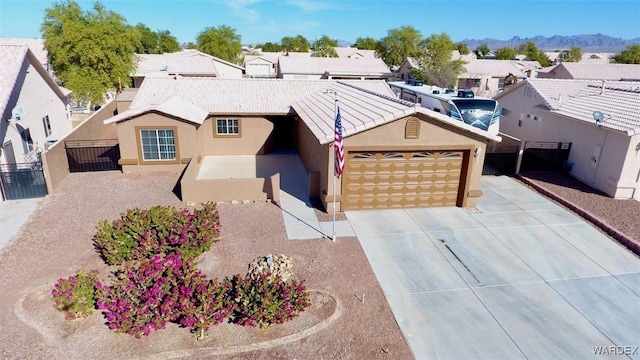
0;171;411;359
1;169;638;359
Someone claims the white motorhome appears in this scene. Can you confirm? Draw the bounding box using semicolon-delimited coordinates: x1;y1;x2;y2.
388;80;500;135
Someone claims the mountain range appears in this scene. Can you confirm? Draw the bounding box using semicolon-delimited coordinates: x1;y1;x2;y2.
460;34;639;52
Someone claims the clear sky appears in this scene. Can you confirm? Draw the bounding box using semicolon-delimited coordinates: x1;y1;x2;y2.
1;0;639;45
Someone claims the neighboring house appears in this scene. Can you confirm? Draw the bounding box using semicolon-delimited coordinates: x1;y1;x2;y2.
132;49;244;87
333;47;377;59
0;38;49;73
0;44;72;168
537;62;640;81
104;77;498;211
243;55;278;78
544;52;614;65
457;60;540;98
277;57;392;80
496;78;640;199
394;51;477;81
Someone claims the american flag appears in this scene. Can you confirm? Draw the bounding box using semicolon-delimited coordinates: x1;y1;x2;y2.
334;106;344;178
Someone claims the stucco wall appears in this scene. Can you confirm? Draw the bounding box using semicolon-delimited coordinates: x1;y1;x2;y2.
41;100;118;192
116;112;197;173
197;116;274;155
1;57;70;165
498;86;637;198
296;118;330;203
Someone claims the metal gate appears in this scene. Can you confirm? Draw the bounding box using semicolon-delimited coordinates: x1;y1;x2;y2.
65;140;120;172
0;162;48;200
521;142;571;172
482;146;519;175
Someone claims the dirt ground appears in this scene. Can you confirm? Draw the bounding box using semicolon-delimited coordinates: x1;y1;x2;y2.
0;171;412;360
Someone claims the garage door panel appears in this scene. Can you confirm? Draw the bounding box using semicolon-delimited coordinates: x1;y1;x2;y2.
343;150;464;210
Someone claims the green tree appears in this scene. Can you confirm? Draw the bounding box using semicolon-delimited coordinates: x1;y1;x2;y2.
558;46;582;62
196;25;242;63
281;35;310;53
376;26;423;67
495;46;517;60
134;24;181;54
612;44;640;64
456;43;470;55
41;0;139;104
413;33;466;88
312;35;338;57
184;42;197;49
474;43;491;59
519;41;550;66
157;30;181;53
353;37;378;50
259;42;282;52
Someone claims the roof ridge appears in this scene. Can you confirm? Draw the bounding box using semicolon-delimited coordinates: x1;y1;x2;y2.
336;81;416;107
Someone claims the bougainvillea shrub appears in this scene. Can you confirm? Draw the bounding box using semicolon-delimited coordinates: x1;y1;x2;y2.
51;269;100;320
94;203;220;265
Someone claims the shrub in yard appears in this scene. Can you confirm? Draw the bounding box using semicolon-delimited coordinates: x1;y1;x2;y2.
228;274;311;328
96;252;232;339
96;253;187;338
51;269;100;320
175;274;233;340
94;203;220;266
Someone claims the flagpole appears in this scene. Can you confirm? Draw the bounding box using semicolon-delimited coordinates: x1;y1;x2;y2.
332;95;338;242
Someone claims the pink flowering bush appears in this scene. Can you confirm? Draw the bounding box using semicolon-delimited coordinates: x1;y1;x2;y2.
228;274;311;328
52;203;312;340
94;203;220;265
51;269;100;320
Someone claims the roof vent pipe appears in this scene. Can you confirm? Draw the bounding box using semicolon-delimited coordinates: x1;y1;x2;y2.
600;80;605;95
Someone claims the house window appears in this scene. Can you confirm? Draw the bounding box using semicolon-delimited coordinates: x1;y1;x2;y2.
20;128;34;154
215;118;240;136
501;108;512;116
140;129;176;161
43;115;52;137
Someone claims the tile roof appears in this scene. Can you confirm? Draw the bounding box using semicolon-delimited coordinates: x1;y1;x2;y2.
461;60;528;78
334;47;377;59
135;52;219;76
104;95;208;125
123;77;498;143
293;83;500;144
130;77;396;114
0;38;48;69
0;44;29;119
553;63;640;80
278;57;391;75
498;78;640;135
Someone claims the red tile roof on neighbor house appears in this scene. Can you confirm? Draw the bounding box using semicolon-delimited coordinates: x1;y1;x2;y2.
496;78;640;135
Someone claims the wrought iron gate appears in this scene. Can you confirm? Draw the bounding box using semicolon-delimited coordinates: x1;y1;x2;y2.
65;140;120;172
0;162;48;200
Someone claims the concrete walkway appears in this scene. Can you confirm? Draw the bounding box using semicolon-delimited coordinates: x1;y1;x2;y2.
271;153;354;240
347;176;640;359
0;197;42;252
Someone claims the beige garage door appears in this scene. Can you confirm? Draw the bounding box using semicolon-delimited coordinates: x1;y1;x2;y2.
343;150;464;210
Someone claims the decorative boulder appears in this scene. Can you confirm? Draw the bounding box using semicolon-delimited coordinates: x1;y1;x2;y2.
247;253;293;282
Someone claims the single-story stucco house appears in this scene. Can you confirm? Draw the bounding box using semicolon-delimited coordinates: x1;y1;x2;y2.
104;77;499;211
496;78;640;199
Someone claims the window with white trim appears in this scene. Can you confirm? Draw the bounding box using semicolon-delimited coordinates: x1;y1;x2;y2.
140;129;176;161
216;118;239;135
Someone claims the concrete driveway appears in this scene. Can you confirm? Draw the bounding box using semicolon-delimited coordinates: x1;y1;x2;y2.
346;176;640;359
